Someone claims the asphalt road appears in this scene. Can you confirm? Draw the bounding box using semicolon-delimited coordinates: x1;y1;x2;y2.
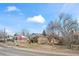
0;43;66;56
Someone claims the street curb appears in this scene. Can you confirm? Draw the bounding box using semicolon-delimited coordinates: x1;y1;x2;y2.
0;43;79;56
12;46;79;56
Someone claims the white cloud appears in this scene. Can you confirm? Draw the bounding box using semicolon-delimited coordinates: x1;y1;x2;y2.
6;6;20;12
26;15;45;24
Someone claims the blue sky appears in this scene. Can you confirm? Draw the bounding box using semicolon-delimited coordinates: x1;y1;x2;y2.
0;3;79;34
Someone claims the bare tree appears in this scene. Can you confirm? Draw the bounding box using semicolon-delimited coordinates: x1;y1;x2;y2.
0;29;7;42
46;13;79;48
58;13;79;48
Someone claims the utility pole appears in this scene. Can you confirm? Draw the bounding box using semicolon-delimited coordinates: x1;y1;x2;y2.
4;27;6;42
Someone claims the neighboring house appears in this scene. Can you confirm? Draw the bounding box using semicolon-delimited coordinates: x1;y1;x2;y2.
37;35;48;44
28;33;63;45
74;32;79;39
16;35;28;40
14;35;29;46
73;32;79;44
